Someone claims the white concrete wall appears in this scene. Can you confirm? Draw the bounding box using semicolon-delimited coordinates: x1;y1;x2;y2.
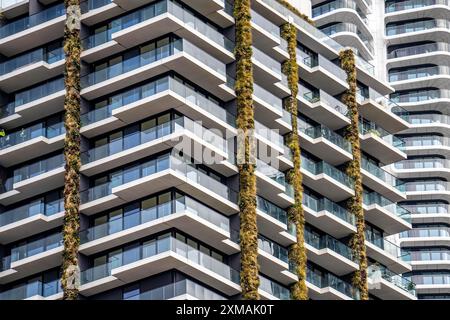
287;0;312;17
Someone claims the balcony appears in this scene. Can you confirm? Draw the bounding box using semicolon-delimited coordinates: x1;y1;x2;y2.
400;113;450;136
81;38;227;101
367;264;417;300
306;264;359;300
0;77;65;129
400;227;450;247
258;236;295;285
363;192;411;235
0;121;65;167
80;155;238;216
79;236;241;297
386;19;450;45
259;275;290;300
303;193;356;238
404;180;450;202
387;42;450;71
0;0;29;19
359;121;407;164
402;135;450;158
81;0;234;64
80;116;229;177
301;156;355;202
0;46;64;92
0;3;65;55
296;49;348;95
123;279;226;300
252;83;283;125
394;158;450;180
403;203;450;224
389;65;450;93
0;233;62;284
0;279;62;300
305;228;359;276
0;197;63;244
0;153;65;206
298;84;350;130
385;0;450;14
251;46;284;91
407;250;450;271
79;196;236;256
409;273;450;294
80;0;125;26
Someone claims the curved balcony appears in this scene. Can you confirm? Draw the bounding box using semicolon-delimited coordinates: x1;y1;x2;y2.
0;77;65;129
394;158;450;180
400;113;450;135
301;155;355;202
367;264;417;300
387;42;450;67
0;153;65;206
386;0;450;14
0;3;65;55
78;236;241;297
386;19;450;46
400;226;450;247
0;279;62;300
0;232;62;284
391;88;450;114
407;250;450;271
80;155;238;216
0;121;65;167
389;65;450;92
404;180;450;202
408;273;450;294
402;135;450;157
403;203;450;224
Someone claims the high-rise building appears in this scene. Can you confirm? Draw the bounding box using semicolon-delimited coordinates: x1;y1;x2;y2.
0;0;415;300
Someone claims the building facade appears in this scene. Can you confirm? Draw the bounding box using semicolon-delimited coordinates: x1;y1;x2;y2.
0;0;414;300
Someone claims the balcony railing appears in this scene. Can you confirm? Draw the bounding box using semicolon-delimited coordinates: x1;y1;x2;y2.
299;83;349;117
403;135;450;148
1;153;64;193
307;264;360;299
251;9;280;39
388;66;443;82
409;273;450;286
359;121;405;149
305;228;356;262
301;155;355;189
368;264;416;296
402;203;450;215
252;46;282;75
401;113;450;126
256;196;288;225
303;193;355;226
80;236;240;285
407;250;450;263
0;121;65;150
395;158;450;170
0;0;28;9
258;235;288;263
0;279;61;300
80;196;229;243
361;157;405;192
386;19;449;36
82;38;225;88
365;228;411;260
386;0;450;13
363;191;411;223
387;42;449;59
400;227;450;238
0;3;65;38
320;22;374;54
256;159;293;197
253;83;283;113
404;180;450;193
259;275;290;299
80;155;237;204
299;122;351;153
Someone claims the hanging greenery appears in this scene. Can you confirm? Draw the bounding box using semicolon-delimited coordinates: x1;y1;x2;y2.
281;22;308;300
339;49;368;300
61;0;82;300
274;0;315;25
234;0;259;300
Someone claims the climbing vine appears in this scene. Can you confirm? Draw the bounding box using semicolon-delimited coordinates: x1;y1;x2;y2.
339;49;368;300
234;0;259;300
61;0;82;300
275;0;315;25
281;23;308;300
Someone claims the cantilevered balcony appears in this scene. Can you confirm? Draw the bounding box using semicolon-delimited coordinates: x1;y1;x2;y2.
389;65;450;92
0;279;62;300
79;196;236;256
78;236;241;297
0;197;63;244
0;3;65;55
394;158;450;180
80;0;125;26
408;273;450;295
367;264;417;300
387;42;450;71
252;46;285;93
404;180;450;202
305;228;359;276
259;275;290;300
363;192;411;235
0;77;65;129
0;121;65;167
81;0;234;64
0;153;65;206
400;113;450;136
0;232;62;284
385;0;450;15
0;46;64;92
258;236;295;285
402;135;450;158
80;116;230;177
402;203;450;224
386;19;450;45
303;193;356;238
407;250;450;271
0;0;29;19
81;38;227;101
252;83;284;126
400;226;450;247
80;155;238;216
301;156;355;202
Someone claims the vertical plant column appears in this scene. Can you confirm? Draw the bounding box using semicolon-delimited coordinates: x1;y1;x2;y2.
275;0;315;24
281;23;308;300
339;49;369;300
234;0;259;300
61;0;82;300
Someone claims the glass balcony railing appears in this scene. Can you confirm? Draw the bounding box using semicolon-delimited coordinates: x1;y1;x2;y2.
403;135;450;148
395;158;450;170
80;155;237;204
0;0;28;9
320;22;374;54
124;279;226;300
401;113;450;126
388;66;441;82
303;193;355;226
258;235;288;263
363;191;411;223
0;279;61;300
80;196;229;243
82;38;225;88
0;46;64;76
387;42;449;59
402;203;450;215
299;121;351;153
386;19;449;36
0;197;63;228
296;48;348;80
365;228;411;260
386;0;450;13
254;120;284;149
83;0;112;11
1;232;62;271
256;196;288;225
82;0;233;52
400;227;450;238
407;250;450;263
0;77;64;119
306;264;360;299
301;155;355;189
299;84;349;117
259;275;290;299
81;116;227;163
409;273;450;286
0;3;65;38
305;228;356;262
253;83;283;113
361;157;405;192
404;180;450;193
251;9;280;39
368;264;416;296
252;46;282;75
80;236;240;285
0;121;65;150
359;121;405;149
1;153;64;193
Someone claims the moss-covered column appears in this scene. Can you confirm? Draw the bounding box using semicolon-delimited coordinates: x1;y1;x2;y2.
61;0;82;300
339;49;368;300
234;0;259;300
281;23;308;300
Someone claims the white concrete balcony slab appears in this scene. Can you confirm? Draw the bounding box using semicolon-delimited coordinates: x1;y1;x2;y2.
359;131;407;165
81;0;125;26
306;242;359;276
363;202;412;236
399;228;450;247
257;248;294;286
365;240;412;274
368;266;417;300
361;164;406;203
0;0;29;19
